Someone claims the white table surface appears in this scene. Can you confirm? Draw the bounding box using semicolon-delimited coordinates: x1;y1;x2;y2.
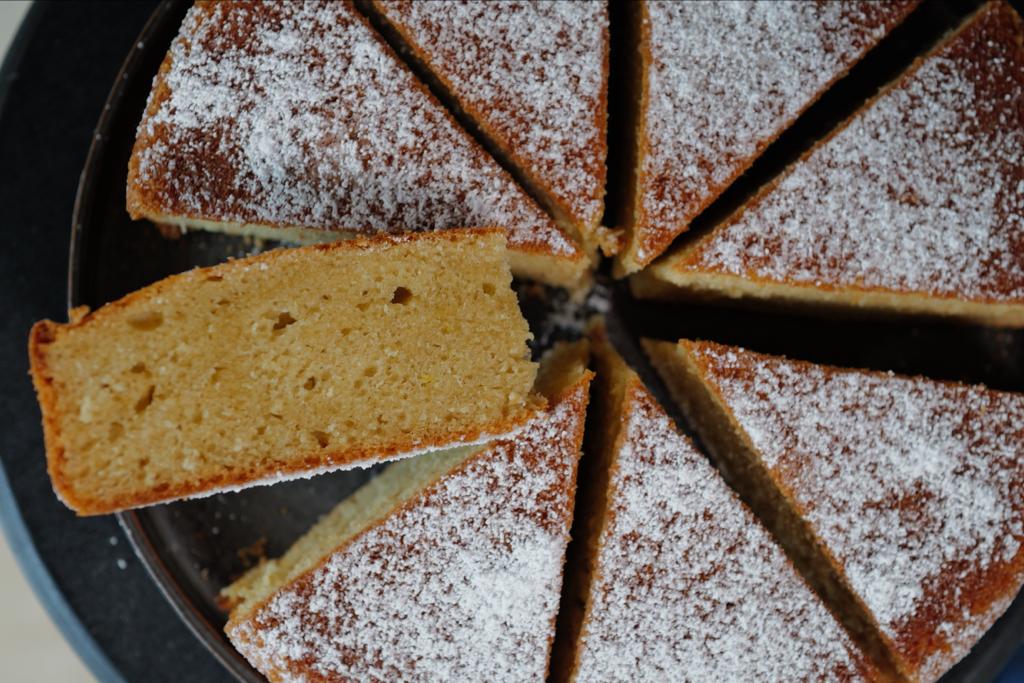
0;2;97;681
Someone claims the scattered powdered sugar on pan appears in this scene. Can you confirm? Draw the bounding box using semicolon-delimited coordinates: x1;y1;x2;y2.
375;0;607;229
686;4;1024;301
690;341;1024;670
574;379;869;681
133;1;576;257
634;0;914;262
228;384;587;682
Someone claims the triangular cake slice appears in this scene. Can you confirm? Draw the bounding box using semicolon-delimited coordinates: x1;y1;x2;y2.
29;230;537;515
367;0;609;248
552;328;879;681
127;0;587;287
615;0;918;274
222;343;592;682
646;339;1024;681
635;1;1024;326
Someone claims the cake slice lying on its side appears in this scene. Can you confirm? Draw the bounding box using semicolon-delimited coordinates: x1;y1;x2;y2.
615;0;918;274
222;342;592;682
646;339;1024;682
634;1;1024;326
367;0;609;250
127;0;588;287
551;327;880;682
29;229;537;515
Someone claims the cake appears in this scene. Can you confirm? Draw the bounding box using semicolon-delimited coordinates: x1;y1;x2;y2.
551;327;879;682
366;0;609;250
126;0;588;287
634;1;1024;327
645;338;1024;682
29;229;538;515
615;0;919;274
222;342;592;682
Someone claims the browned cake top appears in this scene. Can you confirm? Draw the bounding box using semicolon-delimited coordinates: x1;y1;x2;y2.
374;0;608;233
630;0;916;267
671;2;1024;303
685;340;1024;679
128;0;579;260
227;379;589;682
574;376;873;681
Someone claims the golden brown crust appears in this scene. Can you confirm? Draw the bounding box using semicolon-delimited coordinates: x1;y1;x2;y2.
126;0;216;219
28;320;75;510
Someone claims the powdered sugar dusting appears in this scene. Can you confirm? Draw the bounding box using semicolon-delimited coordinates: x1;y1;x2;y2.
685;4;1024;301
690;342;1024;671
574;380;869;681
229;382;588;682
634;0;913;263
376;0;607;230
133;1;577;257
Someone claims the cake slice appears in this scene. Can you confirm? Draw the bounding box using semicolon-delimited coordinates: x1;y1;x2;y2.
616;0;918;274
551;327;879;682
367;0;609;249
645;339;1024;682
635;1;1024;327
127;0;588;287
222;342;592;682
29;229;537;515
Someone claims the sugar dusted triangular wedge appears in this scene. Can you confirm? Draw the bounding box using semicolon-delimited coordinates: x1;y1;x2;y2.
368;0;609;248
222;343;592;682
646;339;1024;681
29;230;538;515
635;2;1024;326
127;0;587;286
551;328;879;681
616;0;917;274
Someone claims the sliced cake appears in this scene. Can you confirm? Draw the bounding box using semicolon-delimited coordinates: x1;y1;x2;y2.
552;328;879;682
222;342;592;682
646;339;1024;682
616;0;918;274
635;1;1024;326
29;229;537;515
367;0;609;249
127;0;588;287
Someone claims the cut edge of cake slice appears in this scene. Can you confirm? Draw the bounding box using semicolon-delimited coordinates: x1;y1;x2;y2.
633;1;1024;327
548;325;630;682
608;0;651;275
363;0;610;253
136;213;593;292
126;0;591;289
613;0;920;276
222;340;593;682
632;262;1024;328
643;338;906;680
550;325;884;682
644;337;1024;681
29;229;540;515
